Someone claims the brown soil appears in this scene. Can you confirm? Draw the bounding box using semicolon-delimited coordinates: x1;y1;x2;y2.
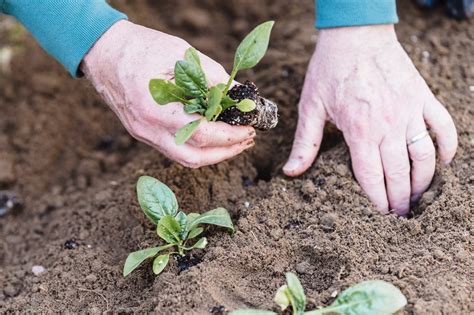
0;0;473;314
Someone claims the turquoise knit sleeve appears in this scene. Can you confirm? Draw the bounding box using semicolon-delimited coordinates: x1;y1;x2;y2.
316;0;399;29
1;0;127;77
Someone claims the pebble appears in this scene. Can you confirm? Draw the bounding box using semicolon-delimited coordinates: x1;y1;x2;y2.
244;201;250;208
301;180;316;196
86;274;98;283
3;284;18;297
469;85;474;92
295;260;311;274
32;265;45;276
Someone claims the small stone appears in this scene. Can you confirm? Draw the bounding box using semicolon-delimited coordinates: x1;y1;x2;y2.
64;239;79;250
301;180;316;196
3;284;18;297
469;85;474;92
320;213;337;231
244;201;250;208
295;260;311;274
86;274;98;283
32;265;45;276
330;290;339;298
433;249;446;260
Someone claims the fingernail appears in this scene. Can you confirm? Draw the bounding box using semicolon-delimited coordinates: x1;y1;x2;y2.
283;159;300;173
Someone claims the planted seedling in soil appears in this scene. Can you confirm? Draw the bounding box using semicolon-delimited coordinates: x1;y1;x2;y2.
230;272;407;315
123;176;234;277
149;21;278;145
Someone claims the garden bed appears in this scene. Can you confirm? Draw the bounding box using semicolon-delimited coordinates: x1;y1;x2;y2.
0;0;472;313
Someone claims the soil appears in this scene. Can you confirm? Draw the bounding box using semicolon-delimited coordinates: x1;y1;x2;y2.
220;81;279;130
0;0;472;314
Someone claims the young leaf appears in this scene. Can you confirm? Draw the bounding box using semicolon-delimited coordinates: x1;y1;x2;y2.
157;215;183;244
184;47;201;67
221;95;238;110
152;254;170;275
149;79;188;105
305;280;407;315
187;207;234;232
123;244;173;277
233;21;274;72
175;60;208;97
205;86;224;121
236;99;256;112
184;98;206;114
190;237;208;249
187;227;204;239
176;211;188;237
229;310;277;315
215;83;227;91
175;118;203;145
285;272;306;314
274;285;290;311
137;176;179;224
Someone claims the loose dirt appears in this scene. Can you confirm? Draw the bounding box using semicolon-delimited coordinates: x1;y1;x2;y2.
0;0;472;314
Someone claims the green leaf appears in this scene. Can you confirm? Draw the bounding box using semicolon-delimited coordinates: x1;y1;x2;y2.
149;79;188;105
157;215;183;244
205;86;224;121
233;21;274;72
123;244;173;277
176;211;188;237
187;227;204;239
187;207;234;232
215;83;227;91
190;237;208;249
221;95;238;110
137;176;179;224
184;98;206;114
175;60;208;97
305;280;407;315
286;272;306;314
229;310;277;315
274;285;290;311
236;99;256;112
175;118;203;145
152;254;170;275
185;47;201;67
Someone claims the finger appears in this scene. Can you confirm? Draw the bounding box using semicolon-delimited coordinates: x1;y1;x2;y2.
349;142;389;213
283;94;326;176
380;137;411;216
188;121;256;148
423;98;458;164
407;119;436;202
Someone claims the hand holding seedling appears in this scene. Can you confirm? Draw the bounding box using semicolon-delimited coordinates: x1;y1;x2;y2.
81;21;256;168
284;25;458;216
230;272;407;315
149;21;277;144
123;176;234;277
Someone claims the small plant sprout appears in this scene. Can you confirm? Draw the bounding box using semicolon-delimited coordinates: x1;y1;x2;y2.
149;20;277;145
230;272;407;315
123;176;234;277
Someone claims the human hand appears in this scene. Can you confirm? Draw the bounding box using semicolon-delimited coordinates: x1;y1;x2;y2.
284;25;457;215
81;21;255;168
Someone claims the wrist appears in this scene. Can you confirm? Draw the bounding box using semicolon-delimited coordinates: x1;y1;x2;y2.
318;25;398;52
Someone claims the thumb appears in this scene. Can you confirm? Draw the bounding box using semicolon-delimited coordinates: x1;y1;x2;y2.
283;96;326;176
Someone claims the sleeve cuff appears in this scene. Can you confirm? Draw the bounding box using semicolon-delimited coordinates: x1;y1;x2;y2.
315;0;399;29
3;1;127;77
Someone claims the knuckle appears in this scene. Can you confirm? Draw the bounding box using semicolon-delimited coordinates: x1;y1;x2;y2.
385;164;410;181
191;129;210;147
411;146;435;162
357;170;384;187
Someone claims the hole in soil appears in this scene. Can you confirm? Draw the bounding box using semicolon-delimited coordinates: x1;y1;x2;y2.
175;254;202;274
294;246;350;293
254;160;274;182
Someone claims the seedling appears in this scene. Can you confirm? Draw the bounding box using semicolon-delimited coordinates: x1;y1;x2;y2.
230;272;407;315
149;21;277;145
123;176;234;277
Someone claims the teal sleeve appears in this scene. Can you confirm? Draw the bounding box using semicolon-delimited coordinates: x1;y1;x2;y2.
315;0;399;29
0;0;127;77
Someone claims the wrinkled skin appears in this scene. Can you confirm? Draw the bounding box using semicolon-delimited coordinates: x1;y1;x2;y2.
81;21;255;168
284;25;458;216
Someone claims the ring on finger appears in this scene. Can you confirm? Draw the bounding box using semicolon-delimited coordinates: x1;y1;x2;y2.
407;130;430;146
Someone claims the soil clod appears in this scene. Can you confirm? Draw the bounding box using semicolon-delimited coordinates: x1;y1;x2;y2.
64;239;79;250
175;254;201;273
208;305;226;314
218;81;278;130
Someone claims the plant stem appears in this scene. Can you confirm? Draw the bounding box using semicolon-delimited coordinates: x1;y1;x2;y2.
223;68;238;95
